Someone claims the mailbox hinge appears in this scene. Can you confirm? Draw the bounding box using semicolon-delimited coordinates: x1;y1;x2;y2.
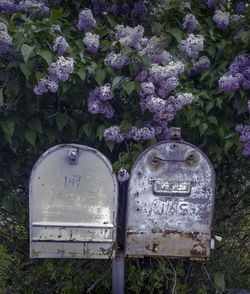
170;127;181;140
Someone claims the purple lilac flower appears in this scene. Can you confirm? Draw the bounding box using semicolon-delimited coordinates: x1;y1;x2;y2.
219;53;250;93
48;56;74;82
108;4;119;16
104;51;128;69
117;168;130;183
140;82;155;96
33;75;59;96
235;125;250;156
178;34;204;58
213;10;230;30
140;36;172;64
99;84;114;101
174;93;194;110
91;0;106;16
121;3;130;17
104;126;125;143
77;9;96;32
236;2;247;15
183;13;199;34
135;69;148;82
53;35;69;57
0;22;12;56
0;0;20;15
131;1;148;24
219;74;239;93
192;56;211;74
83;32;100;54
115;25;144;49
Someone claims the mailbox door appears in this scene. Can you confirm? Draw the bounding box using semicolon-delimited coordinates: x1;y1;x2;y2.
29;144;118;259
125;140;215;260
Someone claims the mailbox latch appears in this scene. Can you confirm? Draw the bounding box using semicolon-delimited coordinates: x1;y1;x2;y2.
170;127;181;140
68;147;78;164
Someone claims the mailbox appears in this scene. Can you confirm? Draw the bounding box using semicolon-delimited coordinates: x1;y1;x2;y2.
125;139;215;261
29;144;118;259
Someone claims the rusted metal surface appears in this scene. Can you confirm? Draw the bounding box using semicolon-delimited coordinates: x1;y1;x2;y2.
29;144;118;259
125;140;215;260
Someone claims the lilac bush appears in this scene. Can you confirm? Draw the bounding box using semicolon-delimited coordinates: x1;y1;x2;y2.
235;125;250;156
0;22;12;56
53;36;69;57
77;8;96;32
183;13;199;34
83;32;100;54
213;10;230;30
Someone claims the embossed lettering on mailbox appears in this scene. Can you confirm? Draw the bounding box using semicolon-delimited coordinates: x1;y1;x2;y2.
125;140;215;260
29;144;118;259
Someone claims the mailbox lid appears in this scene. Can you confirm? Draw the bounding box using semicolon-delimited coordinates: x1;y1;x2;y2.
125;140;215;260
29;144;118;259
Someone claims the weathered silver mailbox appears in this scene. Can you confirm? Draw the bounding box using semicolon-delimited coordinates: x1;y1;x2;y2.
29;144;118;259
125;139;215;260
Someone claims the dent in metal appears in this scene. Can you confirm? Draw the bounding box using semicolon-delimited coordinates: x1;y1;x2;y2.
125;140;215;260
29;144;118;259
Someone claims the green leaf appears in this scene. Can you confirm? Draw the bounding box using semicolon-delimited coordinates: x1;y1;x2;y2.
139;55;150;69
208;116;218;125
80;123;92;139
120;120;132;133
27;118;42;133
123;46;134;55
167;28;182;43
199;122;208;136
20;63;31;80
37;49;52;65
56;113;68;131
122;81;140;95
77;68;86;81
224;139;234;154
106;141;115;152
217;127;225;139
129;63;140;76
50;9;63;23
35;71;46;81
95;69;106;86
21;44;35;63
111;76;121;91
151;22;163;35
0;88;3;107
206;101;214;113
24;129;36;146
97;125;106;141
216;97;223;109
200;69;211;81
214;272;225;291
1;121;15;137
240;30;250;45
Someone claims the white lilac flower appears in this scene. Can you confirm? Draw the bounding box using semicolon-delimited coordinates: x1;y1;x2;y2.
99;83;114;101
104;126;125;143
178;33;204;58
53;35;69;57
0;21;12;55
83;32;99;54
219;74;239;93
140;82;155;96
77;8;96;32
174;93;194;110
213;10;230;30
183;13;199;34
114;24;144;49
48;56;74;82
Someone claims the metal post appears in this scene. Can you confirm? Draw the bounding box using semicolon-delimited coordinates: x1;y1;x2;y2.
112;253;124;294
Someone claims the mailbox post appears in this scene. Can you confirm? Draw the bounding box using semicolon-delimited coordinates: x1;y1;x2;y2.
29;144;118;259
125;137;215;261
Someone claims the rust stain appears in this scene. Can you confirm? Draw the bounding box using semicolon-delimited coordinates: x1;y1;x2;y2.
107;241;117;259
33;251;41;257
152;242;159;253
147;152;162;170
190;244;206;257
69;252;77;257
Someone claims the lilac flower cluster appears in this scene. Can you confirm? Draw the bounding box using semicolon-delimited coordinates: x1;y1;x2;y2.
117;168;130;183
139;35;171;64
91;0;106;16
33;56;74;96
115;25;144;49
213;10;230;30
183;13;199;34
83;32;100;54
236;2;247;15
219;53;250;93
178;34;204;58
0;22;12;56
87;84;115;118
192;56;211;74
131;1;149;24
104;52;129;69
77;9;96;32
0;0;49;19
235;125;250;156
53;36;69;57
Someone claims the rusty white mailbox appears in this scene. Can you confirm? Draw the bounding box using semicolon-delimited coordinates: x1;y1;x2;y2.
29;144;118;259
125;139;215;261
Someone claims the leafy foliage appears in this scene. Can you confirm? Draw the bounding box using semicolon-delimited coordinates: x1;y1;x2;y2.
0;0;249;293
